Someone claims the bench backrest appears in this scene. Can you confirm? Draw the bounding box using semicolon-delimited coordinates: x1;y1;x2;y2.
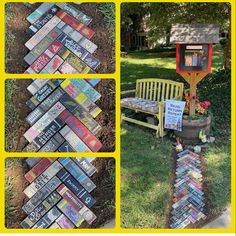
135;79;184;102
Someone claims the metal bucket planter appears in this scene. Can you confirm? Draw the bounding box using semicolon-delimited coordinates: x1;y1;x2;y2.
174;115;211;144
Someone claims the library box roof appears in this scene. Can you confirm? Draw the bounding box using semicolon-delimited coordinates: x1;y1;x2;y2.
170;24;219;44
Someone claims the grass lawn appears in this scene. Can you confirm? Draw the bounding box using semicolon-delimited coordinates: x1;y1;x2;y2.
120;45;231;228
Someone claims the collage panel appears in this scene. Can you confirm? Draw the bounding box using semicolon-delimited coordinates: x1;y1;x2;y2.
5;78;115;153
5;157;115;229
5;2;115;74
120;1;231;230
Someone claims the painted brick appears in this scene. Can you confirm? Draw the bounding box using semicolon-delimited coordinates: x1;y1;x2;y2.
68;30;83;43
56;214;74;228
24;158;55;183
20;191;61;228
24;102;65;143
27;79;49;95
38;133;65;152
36;3;55;15
32;6;60;31
33;117;65;148
59;125;91;152
59;92;101;134
49;222;61;229
70;79;101;102
82;53;100;70
25;158;42;168
56;3;92;25
24;161;63;198
58;61;78;74
26;99;48;119
56;10;84;31
32;206;61;228
57;33;87;59
57;21;66;29
39;87;65;112
59;110;102;152
58;141;75;152
79;37;97;54
25;16;61;50
59;158;96;192
57;199;84;227
73;158;97;177
79;24;95;39
22;176;61;214
42;55;64;74
65;53;88;73
61;80;101;118
56;183;96;224
56;169;96;208
26;79;63;110
25;28;62;64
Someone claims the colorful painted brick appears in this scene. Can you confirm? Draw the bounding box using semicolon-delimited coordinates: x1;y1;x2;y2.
56;214;74;228
22;176;62;214
56;169;96;208
24;161;63;198
24;102;66;143
20;191;61;228
57;183;97;224
59;109;102;152
59;158;96;192
59;125;91;152
33;117;65;149
25;15;61;50
32;206;61;228
24;158;55;183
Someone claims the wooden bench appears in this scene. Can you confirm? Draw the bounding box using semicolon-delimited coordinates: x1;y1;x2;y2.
121;79;184;137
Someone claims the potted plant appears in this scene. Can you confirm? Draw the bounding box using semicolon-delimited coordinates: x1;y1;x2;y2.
174;90;212;144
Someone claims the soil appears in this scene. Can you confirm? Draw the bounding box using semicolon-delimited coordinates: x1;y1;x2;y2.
5;79;115;152
5;157;115;229
5;2;115;74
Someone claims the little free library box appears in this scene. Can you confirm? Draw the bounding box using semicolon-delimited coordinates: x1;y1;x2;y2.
170;24;219;116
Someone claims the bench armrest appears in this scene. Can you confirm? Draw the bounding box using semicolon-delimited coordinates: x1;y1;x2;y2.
121;89;136;95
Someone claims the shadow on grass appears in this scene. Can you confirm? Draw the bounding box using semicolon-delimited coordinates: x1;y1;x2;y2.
121;123;173;228
121;64;185;91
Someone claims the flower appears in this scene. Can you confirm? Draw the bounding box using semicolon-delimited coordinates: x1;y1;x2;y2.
184;91;211;115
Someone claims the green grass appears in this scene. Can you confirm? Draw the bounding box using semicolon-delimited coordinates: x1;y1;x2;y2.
5;3;16;67
97;3;115;42
121;124;173;228
121;45;223;91
121;45;231;228
5;176;17;227
5;79;19;152
204;145;231;216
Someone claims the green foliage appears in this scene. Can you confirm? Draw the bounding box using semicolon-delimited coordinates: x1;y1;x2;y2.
5;176;17;227
5;3;16;66
122;2;230;45
97;3;115;42
198;68;231;143
5;79;19;152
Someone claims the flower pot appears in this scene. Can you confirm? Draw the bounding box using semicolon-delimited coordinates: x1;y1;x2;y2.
174;115;211;144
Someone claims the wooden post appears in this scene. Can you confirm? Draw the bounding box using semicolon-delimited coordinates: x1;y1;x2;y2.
179;72;208;117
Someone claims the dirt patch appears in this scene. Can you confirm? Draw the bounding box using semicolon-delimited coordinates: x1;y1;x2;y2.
5;158;115;229
5;2;115;73
5;79;115;152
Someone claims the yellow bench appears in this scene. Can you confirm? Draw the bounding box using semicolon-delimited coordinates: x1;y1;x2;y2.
121;79;184;137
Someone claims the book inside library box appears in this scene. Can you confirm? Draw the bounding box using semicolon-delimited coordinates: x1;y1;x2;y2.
176;44;212;73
